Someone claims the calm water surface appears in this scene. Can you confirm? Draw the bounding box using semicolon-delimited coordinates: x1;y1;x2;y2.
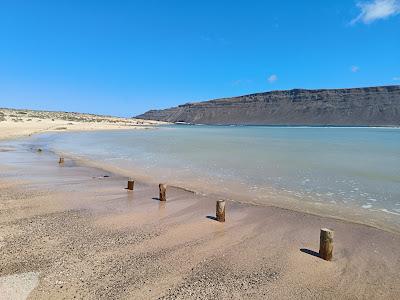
20;126;400;226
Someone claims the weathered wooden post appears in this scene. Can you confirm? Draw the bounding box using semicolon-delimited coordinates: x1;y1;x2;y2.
216;200;226;222
59;157;64;164
159;184;167;201
127;179;134;191
319;228;334;261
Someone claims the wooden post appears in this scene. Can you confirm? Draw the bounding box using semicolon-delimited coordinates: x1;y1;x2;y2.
59;157;64;164
216;200;226;222
127;179;134;191
159;184;167;201
319;228;334;261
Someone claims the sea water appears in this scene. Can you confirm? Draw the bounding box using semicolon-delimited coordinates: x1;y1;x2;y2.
12;125;400;229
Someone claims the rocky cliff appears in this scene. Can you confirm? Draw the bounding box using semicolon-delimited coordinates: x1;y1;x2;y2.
137;85;400;126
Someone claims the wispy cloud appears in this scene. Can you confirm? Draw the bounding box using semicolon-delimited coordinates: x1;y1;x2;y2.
393;77;400;81
351;65;360;72
351;0;400;24
267;74;278;83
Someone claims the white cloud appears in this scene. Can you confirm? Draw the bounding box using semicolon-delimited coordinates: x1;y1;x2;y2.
351;65;360;72
393;77;400;81
351;0;400;24
267;74;278;83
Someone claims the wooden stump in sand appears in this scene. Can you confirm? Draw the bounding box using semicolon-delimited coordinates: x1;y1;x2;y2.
59;157;64;164
216;200;226;222
159;184;167;201
127;179;134;191
319;228;334;261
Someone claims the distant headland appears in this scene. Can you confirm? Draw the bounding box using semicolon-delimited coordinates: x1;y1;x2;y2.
137;85;400;126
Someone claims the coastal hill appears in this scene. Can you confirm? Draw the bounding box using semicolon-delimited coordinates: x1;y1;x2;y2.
137;85;400;126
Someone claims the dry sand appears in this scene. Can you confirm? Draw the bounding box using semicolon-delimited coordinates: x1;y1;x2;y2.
0;108;165;141
0;142;400;299
0;272;39;300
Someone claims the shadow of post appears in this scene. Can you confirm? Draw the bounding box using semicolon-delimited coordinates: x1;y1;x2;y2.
300;248;320;258
206;215;218;222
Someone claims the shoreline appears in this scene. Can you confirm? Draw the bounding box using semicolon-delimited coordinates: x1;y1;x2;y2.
172;122;400;128
1;136;400;298
50;146;400;235
0;107;167;141
3;128;399;235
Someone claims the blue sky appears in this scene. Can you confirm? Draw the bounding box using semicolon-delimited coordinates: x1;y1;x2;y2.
0;0;399;116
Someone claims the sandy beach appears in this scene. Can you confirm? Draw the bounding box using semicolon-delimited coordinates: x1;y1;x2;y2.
0;108;165;141
1;136;400;299
2;0;399;298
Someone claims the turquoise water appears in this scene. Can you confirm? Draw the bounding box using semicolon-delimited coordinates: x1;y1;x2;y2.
17;126;400;227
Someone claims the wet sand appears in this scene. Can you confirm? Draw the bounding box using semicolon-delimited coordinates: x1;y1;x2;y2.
1;145;400;299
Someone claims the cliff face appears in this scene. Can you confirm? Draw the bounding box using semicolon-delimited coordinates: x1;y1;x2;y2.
137;85;400;126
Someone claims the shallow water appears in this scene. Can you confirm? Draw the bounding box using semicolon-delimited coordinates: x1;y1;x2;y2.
5;125;400;229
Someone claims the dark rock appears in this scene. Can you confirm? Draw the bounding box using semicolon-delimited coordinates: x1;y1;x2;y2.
136;85;400;126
